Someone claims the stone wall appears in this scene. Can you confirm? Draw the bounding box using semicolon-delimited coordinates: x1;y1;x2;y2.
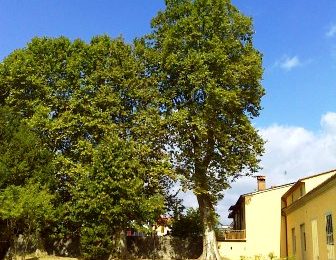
127;236;203;259
2;234;203;259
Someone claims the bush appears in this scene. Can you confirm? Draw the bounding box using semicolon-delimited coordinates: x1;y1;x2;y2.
171;208;203;238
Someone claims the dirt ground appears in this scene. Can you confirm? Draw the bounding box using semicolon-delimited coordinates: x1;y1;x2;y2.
14;256;78;260
35;257;77;260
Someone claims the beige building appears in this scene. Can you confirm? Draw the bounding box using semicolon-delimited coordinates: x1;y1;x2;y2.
218;176;293;259
219;169;336;260
282;170;336;260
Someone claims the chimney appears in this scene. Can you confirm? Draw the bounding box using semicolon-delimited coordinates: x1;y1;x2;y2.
256;175;266;191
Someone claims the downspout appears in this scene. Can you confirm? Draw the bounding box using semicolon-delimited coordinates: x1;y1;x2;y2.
281;197;288;258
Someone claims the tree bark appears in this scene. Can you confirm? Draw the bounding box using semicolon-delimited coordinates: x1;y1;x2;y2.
109;229;127;260
197;194;221;260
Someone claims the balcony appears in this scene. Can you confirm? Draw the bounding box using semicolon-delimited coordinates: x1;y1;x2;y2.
216;229;246;241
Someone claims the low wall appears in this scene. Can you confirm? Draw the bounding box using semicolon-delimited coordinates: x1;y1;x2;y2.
219;241;282;260
218;241;247;260
2;234;203;259
127;236;203;259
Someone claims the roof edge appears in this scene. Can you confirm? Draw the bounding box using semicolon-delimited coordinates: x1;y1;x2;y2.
300;168;336;181
282;169;336;199
283;173;336;215
242;182;294;197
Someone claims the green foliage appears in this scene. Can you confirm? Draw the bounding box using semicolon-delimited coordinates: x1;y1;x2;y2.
71;133;167;259
0;182;54;225
171;208;203;238
142;0;265;257
0;106;54;189
0;35;174;259
0;107;55;221
0;2;264;258
0;106;55;255
145;0;264;199
80;224;113;260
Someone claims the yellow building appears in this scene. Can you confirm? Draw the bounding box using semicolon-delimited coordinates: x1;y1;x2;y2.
218;176;294;259
219;170;336;260
282;170;336;260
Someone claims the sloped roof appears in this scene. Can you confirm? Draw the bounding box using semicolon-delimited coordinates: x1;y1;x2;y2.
228;168;336;218
283;173;336;214
228;182;294;218
241;182;294;197
282;168;336;199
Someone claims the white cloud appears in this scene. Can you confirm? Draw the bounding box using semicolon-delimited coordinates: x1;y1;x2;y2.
321;112;336;133
220;112;336;223
180;112;336;224
278;56;301;71
259;120;336;185
326;24;336;38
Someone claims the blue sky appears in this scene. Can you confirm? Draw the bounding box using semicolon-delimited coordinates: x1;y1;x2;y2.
1;1;336;222
1;1;335;130
233;0;336;130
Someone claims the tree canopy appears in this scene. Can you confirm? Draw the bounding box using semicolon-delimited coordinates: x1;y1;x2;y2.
0;36;174;259
0;1;264;259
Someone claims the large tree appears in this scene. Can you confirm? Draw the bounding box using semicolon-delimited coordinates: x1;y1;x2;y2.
143;0;265;258
0;36;173;259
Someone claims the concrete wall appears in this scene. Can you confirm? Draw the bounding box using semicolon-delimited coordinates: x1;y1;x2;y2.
280;215;287;258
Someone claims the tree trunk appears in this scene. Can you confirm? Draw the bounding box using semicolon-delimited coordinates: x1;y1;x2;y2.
109;229;127;260
0;220;11;260
197;194;221;260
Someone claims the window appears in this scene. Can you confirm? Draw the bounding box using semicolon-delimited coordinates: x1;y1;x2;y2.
300;223;306;252
292;228;296;254
300;185;305;197
326;214;334;245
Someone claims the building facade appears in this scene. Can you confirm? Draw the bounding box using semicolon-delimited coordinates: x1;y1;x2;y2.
282;171;336;260
219;169;336;260
218;176;293;259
